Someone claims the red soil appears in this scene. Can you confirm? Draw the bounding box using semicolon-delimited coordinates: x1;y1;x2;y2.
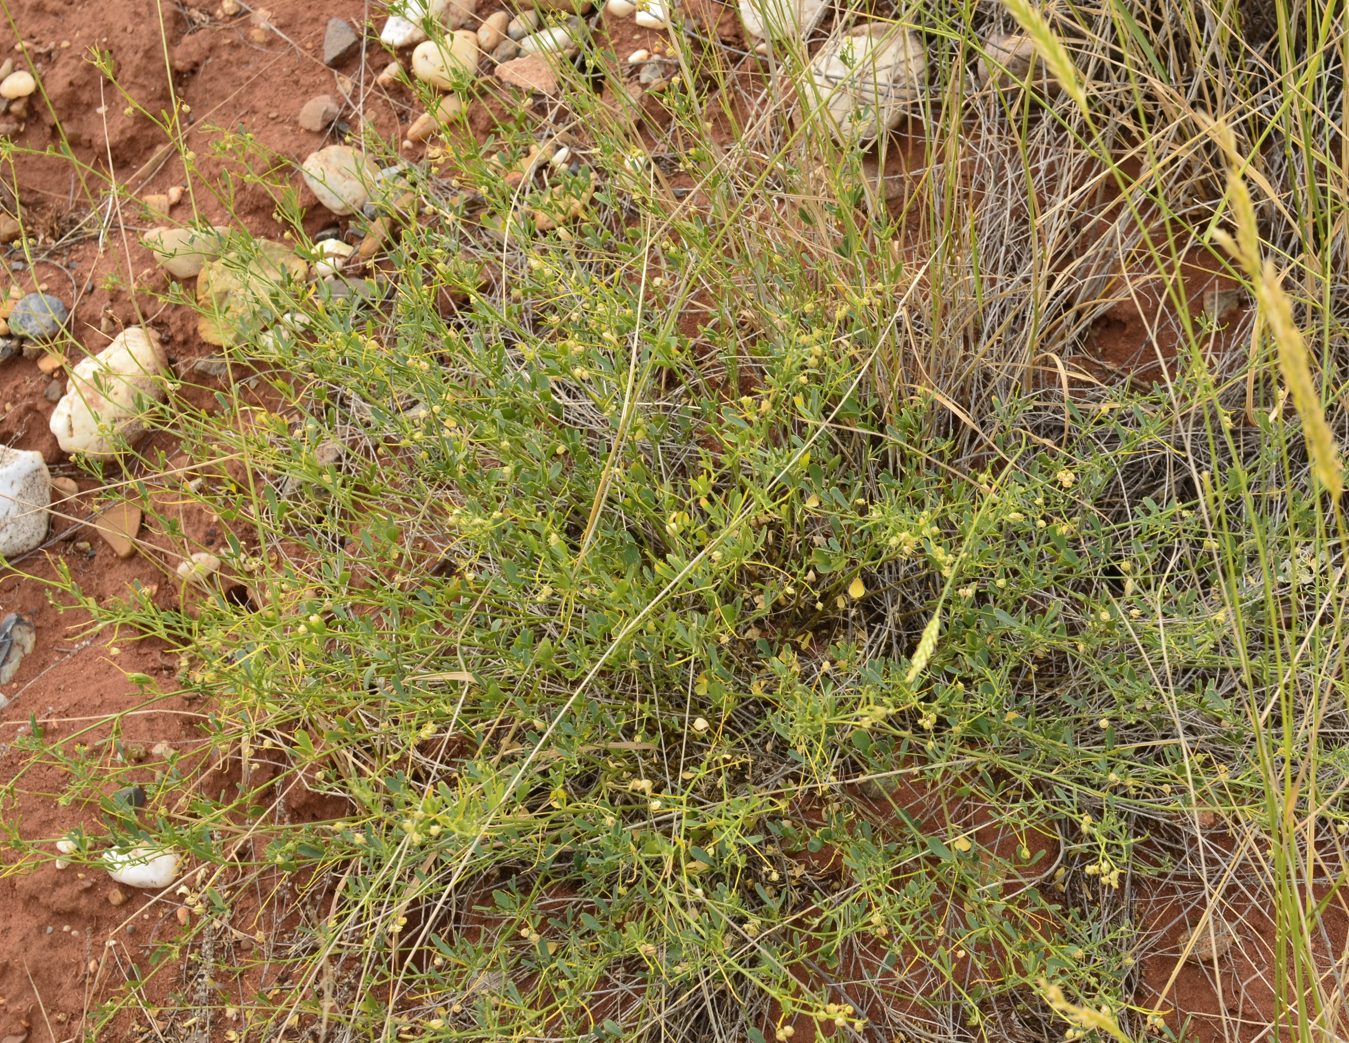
0;0;403;1037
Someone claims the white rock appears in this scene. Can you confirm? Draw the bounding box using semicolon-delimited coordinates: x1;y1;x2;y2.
634;1;668;27
607;0;636;15
411;33;479;89
550;145;572;167
0;70;35;99
104;846;180;889
626;47;650;63
396;0;477;26
380;14;426;47
519;24;579;56
143;226;228;279
300;145;378;216
176;551;222;587
312;238;355;278
0;447;49;558
54;837;77;870
738;0;826;38
49;327;169;458
808;23;925;143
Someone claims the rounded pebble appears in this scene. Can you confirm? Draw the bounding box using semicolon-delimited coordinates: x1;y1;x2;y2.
298;93;341;132
978;31;1037;90
809;23;925;143
9;293;68;340
634;2;668;28
175;552;222;587
477;10;511;51
49;327;169;457
312;238;355;278
607;0;636;15
301;145;378;215
507;11;541;39
411;33;479;89
143;226;228;279
738;0;826;39
0;70;35;99
431;0;480;29
519;24;580;56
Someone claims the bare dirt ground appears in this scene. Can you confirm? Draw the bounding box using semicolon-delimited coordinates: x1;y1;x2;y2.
0;1;402;1036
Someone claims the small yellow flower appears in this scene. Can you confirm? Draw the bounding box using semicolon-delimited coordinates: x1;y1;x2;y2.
847;576;866;599
1056;469;1076;488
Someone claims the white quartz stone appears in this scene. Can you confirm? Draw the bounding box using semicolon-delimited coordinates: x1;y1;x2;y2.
0;446;49;557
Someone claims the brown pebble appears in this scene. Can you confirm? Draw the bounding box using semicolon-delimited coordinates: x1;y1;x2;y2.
107;887;127;906
357;189;415;261
36;352;64;375
477;11;510;51
297;94;341;132
1188;917;1235;961
141;193;171;219
93;501;143;560
50;476;78;499
496;55;558;94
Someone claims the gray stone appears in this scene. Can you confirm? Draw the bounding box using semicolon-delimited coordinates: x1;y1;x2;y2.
0;612;35;684
638;59;673;86
9;292;68;339
43;378;61;403
323;18;360;66
187;355;230;379
507;10;540;39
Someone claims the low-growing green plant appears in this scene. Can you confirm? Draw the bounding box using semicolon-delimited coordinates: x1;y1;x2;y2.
5;1;1349;1042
